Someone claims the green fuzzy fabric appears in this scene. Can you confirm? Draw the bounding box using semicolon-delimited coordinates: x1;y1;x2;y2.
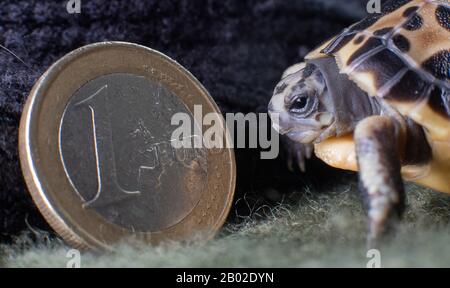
2;181;450;268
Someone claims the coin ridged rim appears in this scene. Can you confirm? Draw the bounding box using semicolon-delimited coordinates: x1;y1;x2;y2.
19;42;236;250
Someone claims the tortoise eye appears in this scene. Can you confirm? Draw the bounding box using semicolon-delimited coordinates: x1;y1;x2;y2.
289;96;317;116
290;97;308;112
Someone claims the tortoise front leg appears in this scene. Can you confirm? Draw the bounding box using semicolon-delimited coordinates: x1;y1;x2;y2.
354;116;405;248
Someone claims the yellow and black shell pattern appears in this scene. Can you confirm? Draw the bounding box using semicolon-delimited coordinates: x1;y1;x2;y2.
306;0;450;142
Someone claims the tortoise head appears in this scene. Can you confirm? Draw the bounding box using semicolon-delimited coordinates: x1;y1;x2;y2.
268;57;380;144
268;62;335;144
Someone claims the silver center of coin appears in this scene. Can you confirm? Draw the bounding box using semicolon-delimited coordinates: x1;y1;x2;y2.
59;73;208;232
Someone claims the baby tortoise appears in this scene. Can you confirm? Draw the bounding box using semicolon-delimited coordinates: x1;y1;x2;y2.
269;0;450;246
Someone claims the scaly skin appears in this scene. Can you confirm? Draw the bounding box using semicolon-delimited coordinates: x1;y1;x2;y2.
354;116;405;248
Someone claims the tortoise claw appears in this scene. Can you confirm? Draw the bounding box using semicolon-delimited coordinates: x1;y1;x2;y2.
282;136;313;173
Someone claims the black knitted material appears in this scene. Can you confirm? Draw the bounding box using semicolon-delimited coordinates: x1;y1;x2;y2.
0;0;368;242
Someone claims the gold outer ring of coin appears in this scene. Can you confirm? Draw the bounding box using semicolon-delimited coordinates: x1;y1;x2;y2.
19;41;236;251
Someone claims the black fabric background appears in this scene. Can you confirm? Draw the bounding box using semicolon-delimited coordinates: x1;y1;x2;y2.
0;0;372;242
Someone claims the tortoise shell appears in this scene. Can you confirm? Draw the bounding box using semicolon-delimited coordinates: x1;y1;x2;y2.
306;0;450;142
305;0;450;193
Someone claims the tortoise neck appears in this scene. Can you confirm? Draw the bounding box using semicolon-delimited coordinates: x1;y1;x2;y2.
307;56;382;138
